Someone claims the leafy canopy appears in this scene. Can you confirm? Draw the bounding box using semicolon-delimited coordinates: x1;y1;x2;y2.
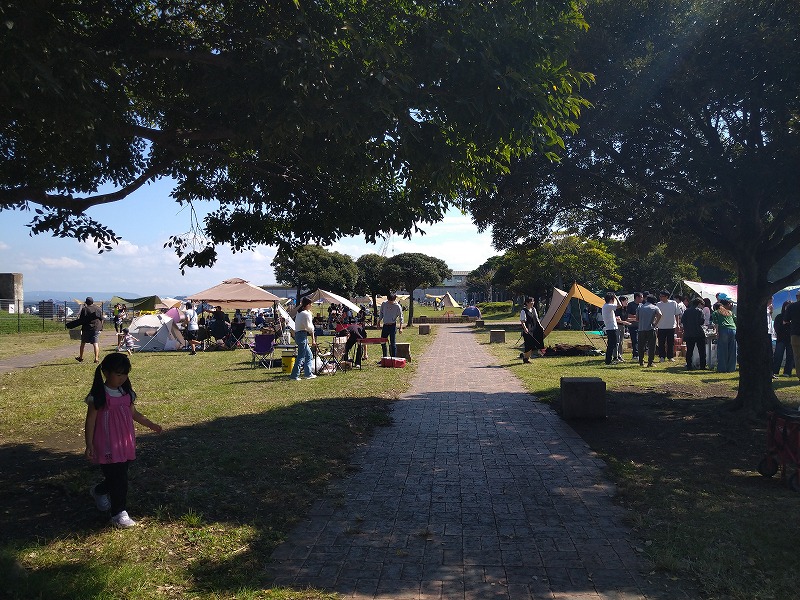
1;0;591;269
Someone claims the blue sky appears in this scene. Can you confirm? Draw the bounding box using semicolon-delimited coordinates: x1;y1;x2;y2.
1;179;497;296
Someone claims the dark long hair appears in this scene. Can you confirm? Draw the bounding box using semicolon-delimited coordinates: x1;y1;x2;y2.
89;353;134;410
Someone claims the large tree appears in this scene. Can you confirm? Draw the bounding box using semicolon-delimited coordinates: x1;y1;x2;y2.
610;243;699;295
507;234;620;303
271;245;358;300
1;0;590;269
383;253;451;324
470;0;800;413
355;253;387;324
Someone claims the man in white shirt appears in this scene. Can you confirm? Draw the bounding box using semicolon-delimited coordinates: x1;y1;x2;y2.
656;290;681;362
183;302;201;355
379;293;404;357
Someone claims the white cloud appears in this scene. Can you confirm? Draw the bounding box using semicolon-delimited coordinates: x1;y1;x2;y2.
40;256;83;269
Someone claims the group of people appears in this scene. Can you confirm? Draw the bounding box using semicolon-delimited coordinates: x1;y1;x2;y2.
599;290;738;371
289;293;405;380
519;290;741;372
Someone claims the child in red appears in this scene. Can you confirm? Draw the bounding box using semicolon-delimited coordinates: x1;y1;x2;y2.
84;353;162;528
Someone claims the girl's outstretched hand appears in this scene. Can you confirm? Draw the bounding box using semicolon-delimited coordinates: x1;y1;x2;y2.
85;446;94;460
151;424;163;434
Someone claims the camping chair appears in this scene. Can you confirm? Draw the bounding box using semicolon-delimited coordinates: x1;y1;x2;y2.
230;320;247;348
315;335;346;374
251;334;276;368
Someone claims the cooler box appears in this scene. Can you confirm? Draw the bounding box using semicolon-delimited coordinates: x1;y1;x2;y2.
380;356;407;368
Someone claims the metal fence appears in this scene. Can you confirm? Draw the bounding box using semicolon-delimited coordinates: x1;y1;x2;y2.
0;298;110;333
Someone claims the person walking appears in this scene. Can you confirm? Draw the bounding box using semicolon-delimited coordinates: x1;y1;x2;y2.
289;297;317;380
84;353;162;528
379;293;404;358
68;297;105;363
519;296;544;363
636;295;662;367
681;298;707;370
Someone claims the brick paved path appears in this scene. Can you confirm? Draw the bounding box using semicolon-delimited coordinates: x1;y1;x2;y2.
267;324;692;599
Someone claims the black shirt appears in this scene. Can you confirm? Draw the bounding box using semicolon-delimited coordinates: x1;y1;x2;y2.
784;301;800;336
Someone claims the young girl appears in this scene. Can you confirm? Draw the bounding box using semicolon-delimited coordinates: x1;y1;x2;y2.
84;353;162;528
117;328;139;355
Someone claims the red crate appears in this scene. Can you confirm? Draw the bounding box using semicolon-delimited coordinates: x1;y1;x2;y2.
380;357;407;368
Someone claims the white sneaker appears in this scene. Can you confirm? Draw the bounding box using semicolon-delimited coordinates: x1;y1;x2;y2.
668;358;675;362
90;485;110;512
111;510;136;528
305;373;317;379
289;376;299;381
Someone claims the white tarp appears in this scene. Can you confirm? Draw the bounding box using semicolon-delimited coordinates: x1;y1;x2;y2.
129;313;185;351
305;288;360;313
683;280;738;302
275;302;295;331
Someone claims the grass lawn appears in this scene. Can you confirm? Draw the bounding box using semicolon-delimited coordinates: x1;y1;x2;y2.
479;324;800;600
5;320;800;600
0;326;433;599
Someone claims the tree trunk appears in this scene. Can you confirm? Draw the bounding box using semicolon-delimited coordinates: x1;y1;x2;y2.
733;259;781;414
408;290;415;325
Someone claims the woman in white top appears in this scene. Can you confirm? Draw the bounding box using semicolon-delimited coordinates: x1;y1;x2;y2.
289;297;317;380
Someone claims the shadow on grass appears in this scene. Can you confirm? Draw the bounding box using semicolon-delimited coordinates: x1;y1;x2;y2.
0;396;392;598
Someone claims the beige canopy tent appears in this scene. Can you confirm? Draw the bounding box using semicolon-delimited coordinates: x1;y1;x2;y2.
305;288;360;314
187;278;280;310
540;283;605;337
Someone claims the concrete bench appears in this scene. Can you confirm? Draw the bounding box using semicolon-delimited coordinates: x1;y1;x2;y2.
418;324;431;335
395;342;411;361
559;377;606;420
475;319;485;328
489;329;505;343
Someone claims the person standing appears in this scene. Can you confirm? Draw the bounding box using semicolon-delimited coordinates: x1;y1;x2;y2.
773;300;794;378
84;353;162;528
626;292;643;361
519;296;544;363
656;291;681;362
290;297;317;380
602;292;622;365
681;298;707;370
636;295;662;367
615;296;631;360
711;297;738;372
182;302;201;355
69;297;105;363
782;291;800;382
113;303;125;334
379;293;404;358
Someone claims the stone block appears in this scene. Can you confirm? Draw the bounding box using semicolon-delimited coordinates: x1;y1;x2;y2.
395;342;411;361
418;324;431;335
559;377;606;420
475;320;485;328
489;329;505;343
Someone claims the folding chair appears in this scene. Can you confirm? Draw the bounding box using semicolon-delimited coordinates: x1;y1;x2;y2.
231;321;247;348
251;334;276;368
316;335;346;374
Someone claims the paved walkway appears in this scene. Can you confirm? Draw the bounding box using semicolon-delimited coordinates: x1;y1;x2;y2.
267;324;692;599
0;330;122;374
